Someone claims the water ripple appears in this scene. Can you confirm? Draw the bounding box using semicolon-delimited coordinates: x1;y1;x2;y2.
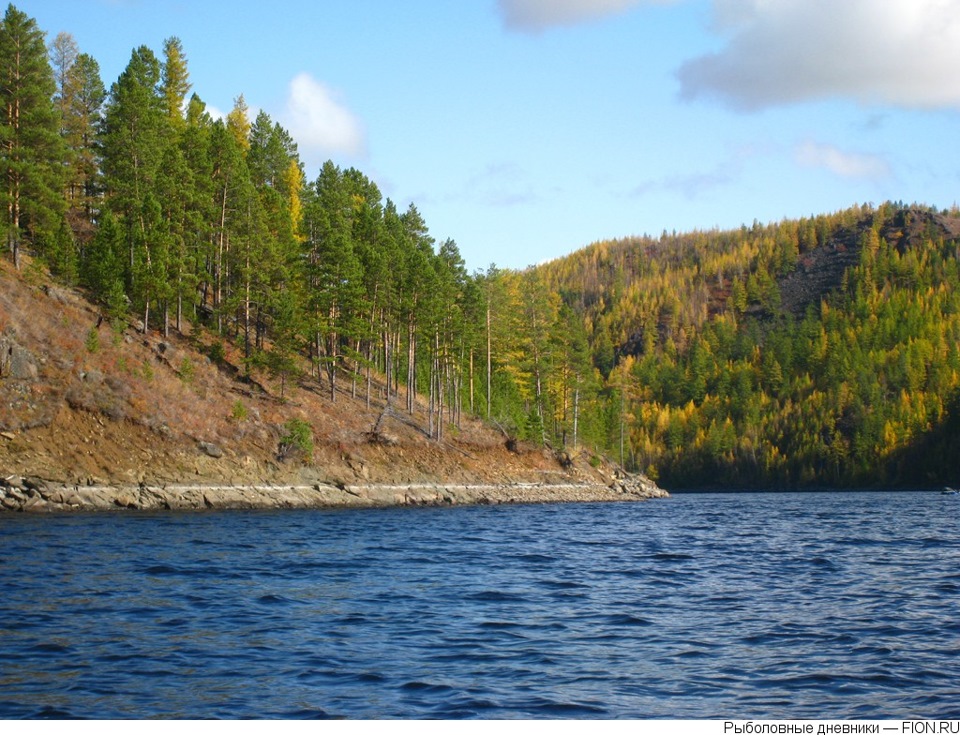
1;492;958;718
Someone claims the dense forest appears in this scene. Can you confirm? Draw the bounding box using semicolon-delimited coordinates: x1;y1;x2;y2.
3;5;959;488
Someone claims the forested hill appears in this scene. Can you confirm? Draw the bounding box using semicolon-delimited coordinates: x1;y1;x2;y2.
537;203;960;488
2;4;959;490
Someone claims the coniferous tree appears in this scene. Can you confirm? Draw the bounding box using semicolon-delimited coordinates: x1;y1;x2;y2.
59;51;104;243
303;161;364;401
160;36;189;131
99;44;167;325
0;4;65;270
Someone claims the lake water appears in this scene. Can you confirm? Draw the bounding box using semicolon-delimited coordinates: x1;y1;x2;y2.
1;491;959;719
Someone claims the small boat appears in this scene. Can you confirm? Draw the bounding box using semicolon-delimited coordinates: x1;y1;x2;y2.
942;487;959;495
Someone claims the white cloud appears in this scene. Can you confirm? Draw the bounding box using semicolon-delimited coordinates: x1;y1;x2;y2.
678;0;960;110
204;103;226;122
796;140;891;179
497;0;675;31
284;72;365;158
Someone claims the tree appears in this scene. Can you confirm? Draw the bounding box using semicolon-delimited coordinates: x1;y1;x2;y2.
226;94;250;154
160;36;190;131
303;161;364;401
52;35;104;246
49;31;77;109
99;44;167;305
0;4;65;270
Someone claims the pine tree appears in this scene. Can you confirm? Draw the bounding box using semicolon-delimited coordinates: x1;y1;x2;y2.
0;4;65;270
99;44;167;307
303;161;365;401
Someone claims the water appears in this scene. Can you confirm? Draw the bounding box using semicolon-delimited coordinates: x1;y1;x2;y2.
1;491;959;719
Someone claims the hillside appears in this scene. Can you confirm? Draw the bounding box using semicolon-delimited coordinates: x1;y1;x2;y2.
0;257;661;509
537;202;960;488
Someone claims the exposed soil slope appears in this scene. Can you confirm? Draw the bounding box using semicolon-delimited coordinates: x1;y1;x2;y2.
778;207;960;317
0;257;660;509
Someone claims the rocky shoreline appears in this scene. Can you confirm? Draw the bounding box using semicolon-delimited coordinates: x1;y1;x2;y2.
0;473;667;513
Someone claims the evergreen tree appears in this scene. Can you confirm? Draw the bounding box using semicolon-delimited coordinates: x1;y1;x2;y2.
99;44;167;314
0;4;65;270
303;161;364;401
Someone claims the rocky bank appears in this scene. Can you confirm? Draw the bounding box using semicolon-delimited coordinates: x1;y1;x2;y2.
0;473;667;513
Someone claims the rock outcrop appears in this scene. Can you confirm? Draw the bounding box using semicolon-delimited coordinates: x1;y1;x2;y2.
0;473;667;513
0;334;38;381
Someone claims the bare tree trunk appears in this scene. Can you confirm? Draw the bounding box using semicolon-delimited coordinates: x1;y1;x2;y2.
573;383;580;451
486;299;492;419
407;317;416;414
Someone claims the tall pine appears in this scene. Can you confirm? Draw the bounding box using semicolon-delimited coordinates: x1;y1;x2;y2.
99;45;168;329
0;4;65;270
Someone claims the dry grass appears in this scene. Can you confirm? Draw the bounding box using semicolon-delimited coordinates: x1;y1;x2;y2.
0;255;593;488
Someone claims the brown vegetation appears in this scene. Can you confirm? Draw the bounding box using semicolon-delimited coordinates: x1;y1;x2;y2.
0;256;624;492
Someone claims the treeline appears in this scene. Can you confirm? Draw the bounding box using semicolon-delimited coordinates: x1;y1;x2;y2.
0;5;607;451
5;4;960;487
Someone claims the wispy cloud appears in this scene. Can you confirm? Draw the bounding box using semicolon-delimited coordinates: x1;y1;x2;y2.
497;0;677;32
795;140;891;179
462;162;540;207
630;152;744;200
283;72;365;159
632;168;734;200
678;0;960;110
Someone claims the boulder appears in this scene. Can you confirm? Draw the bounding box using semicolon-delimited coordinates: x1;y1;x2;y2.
198;441;223;458
113;492;140;509
0;335;38;381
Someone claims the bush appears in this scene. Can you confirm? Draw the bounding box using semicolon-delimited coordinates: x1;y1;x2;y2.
178;357;194;384
208;340;226;363
279;418;313;460
231;399;248;422
85;326;100;354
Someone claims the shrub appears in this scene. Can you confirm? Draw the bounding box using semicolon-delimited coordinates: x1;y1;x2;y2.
231;399;248;422
85;326;100;354
208;340;226;363
279;418;313;460
178;357;194;384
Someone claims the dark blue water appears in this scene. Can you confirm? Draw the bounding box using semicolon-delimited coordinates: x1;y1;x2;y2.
1;491;959;719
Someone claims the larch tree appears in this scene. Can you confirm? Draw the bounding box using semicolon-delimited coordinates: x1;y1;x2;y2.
54;38;105;247
226;94;250;155
0;4;65;270
160;36;189;131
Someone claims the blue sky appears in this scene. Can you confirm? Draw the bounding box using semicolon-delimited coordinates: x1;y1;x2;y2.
25;0;960;271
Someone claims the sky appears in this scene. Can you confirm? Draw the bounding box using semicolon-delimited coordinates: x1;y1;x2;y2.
24;0;960;272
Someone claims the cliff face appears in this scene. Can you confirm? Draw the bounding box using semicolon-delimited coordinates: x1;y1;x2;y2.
0;258;662;510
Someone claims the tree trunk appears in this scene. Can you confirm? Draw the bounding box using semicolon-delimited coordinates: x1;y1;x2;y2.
486;299;492;419
573;383;580;451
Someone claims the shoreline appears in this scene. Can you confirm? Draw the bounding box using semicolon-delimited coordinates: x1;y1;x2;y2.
0;476;668;513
